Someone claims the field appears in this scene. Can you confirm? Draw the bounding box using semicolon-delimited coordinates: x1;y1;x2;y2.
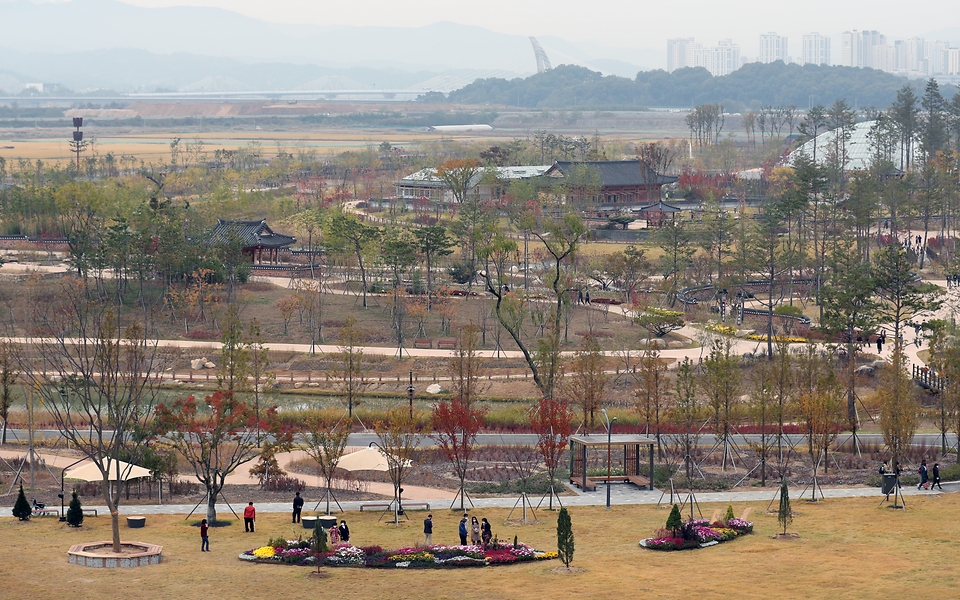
2;495;958;599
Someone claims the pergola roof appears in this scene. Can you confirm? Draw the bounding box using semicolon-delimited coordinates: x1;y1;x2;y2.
569;434;655;446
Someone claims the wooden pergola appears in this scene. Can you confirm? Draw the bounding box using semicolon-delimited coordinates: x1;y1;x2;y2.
569;434;655;492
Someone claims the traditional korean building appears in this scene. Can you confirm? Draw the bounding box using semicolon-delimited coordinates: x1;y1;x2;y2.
209;219;296;265
395;165;552;206
635;200;683;227
545;160;678;210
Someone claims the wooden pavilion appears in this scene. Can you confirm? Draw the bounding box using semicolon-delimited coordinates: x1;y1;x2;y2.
569;434;656;492
635;200;682;228
209;218;296;265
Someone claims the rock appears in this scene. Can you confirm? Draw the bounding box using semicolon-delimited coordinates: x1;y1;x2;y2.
49;375;62;383
294;382;303;389
667;341;684;349
735;329;755;338
162;379;176;386
426;383;443;394
204;361;216;369
307;382;320;387
644;338;666;349
871;360;888;369
854;365;876;377
190;358;206;370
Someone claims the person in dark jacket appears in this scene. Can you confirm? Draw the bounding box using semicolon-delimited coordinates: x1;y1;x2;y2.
480;517;492;548
423;514;434;545
458;514;469;545
931;463;943;490
292;491;304;523
200;518;210;552
338;520;350;543
918;460;929;490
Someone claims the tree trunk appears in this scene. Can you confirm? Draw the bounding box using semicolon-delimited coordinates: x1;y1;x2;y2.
206;492;218;524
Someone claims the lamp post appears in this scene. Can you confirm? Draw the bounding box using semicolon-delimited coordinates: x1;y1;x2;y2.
718;288;729;323
69;117;87;171
735;290;744;326
601;408;617;510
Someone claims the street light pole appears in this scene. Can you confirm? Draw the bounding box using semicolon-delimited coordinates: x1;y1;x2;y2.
407;370;414;420
602;409;617;510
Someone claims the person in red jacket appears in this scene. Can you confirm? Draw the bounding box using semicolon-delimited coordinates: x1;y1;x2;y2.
244;502;256;533
200;518;210;551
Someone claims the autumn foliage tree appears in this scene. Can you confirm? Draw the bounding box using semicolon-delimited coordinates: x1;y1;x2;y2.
530;396;575;510
155;391;285;523
431;397;487;511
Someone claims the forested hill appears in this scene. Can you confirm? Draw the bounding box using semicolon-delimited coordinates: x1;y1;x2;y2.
445;63;949;111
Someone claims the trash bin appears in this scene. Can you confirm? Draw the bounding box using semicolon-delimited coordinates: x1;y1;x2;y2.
302;516;317;530
318;516;337;530
881;473;898;495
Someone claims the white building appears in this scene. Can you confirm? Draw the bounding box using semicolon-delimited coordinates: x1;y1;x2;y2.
801;33;831;65
841;30;886;68
702;40;741;76
759;32;788;64
667;38;701;72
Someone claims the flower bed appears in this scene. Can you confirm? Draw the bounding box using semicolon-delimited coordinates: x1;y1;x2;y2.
239;539;557;568
640;517;753;551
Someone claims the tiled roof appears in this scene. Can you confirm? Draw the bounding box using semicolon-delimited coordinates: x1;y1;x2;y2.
209;219;296;248
397;165;552;188
548;161;679;187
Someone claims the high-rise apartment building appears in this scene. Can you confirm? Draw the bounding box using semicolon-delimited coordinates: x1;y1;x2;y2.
759;32;788;63
667;38;701;72
704;40;741;76
841;30;885;68
801;33;831;65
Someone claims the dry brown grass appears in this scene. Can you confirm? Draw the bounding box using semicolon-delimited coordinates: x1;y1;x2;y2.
3;494;960;599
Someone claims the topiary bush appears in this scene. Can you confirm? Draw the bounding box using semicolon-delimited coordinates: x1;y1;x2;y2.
66;490;84;527
12;484;31;521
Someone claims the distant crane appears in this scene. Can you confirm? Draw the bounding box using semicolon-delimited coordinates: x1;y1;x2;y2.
529;37;552;74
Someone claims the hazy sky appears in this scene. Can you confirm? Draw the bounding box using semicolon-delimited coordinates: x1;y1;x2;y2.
118;0;957;53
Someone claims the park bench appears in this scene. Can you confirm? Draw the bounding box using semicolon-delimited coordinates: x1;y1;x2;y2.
82;508;98;517
413;339;432;349
33;508;59;517
437;339;457;350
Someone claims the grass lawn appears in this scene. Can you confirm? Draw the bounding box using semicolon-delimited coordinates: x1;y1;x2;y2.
3;494;959;599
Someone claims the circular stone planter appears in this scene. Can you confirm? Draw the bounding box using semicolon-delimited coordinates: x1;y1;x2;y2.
126;516;146;529
317;516;337;530
302;516;317;530
68;541;162;568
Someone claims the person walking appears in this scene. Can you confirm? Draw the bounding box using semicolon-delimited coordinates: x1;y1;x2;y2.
292;491;304;523
423;514;433;546
458;514;469;546
470;516;481;545
338;520;350;544
480;518;492;549
932;463;943;490
918;460;929;490
243;501;256;533
200;518;210;552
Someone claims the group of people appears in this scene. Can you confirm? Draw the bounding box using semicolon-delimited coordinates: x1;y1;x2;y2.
199;493;351;552
879;460;943;491
576;289;591;304
454;514;493;548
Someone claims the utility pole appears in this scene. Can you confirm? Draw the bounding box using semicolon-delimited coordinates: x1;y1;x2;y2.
407;370;415;420
69;117;87;171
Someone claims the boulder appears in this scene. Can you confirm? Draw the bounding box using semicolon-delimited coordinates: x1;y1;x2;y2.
307;382;320;387
426;383;443;394
294;382;304;389
854;365;876;377
204;361;216;369
667;341;685;349
190;358;205;370
871;360;888;370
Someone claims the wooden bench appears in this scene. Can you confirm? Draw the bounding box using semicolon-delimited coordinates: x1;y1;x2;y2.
82;508;98;517
570;477;597;492
33;509;58;517
413;339;432;349
572;474;649;492
437;339;457;350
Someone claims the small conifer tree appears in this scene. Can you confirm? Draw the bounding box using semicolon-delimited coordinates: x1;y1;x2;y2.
66;490;84;527
724;505;735;523
778;480;793;535
557;507;575;567
12;484;31;521
666;504;683;536
312;518;328;574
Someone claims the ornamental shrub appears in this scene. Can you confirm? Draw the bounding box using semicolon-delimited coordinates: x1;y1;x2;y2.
778;480;793;535
557;507;574;568
724;505;735;523
666;504;683;536
12;484;31;521
66;490;84;527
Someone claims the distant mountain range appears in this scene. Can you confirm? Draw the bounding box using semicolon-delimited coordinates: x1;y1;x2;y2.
0;0;664;93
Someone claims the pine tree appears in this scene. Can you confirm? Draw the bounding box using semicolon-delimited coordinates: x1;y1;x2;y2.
12;484;31;521
778;480;793;535
556;507;575;568
66;490;84;527
312;518;328;574
666;504;683;536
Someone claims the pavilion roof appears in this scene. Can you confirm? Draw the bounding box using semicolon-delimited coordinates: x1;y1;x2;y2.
209;219;296;249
